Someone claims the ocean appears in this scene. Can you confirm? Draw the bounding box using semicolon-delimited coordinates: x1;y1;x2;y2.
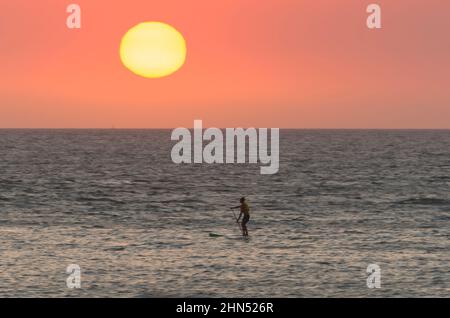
0;129;449;297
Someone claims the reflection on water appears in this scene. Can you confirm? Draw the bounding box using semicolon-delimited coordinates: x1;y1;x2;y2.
0;130;449;297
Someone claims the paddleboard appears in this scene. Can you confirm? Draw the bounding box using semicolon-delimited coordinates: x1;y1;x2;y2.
208;233;223;238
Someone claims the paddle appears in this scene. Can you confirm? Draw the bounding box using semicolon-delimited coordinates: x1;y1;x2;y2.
230;209;243;235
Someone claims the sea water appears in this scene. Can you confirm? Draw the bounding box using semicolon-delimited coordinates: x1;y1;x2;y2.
0;129;449;297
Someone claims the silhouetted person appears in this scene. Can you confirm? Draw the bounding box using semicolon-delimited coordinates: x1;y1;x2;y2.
231;197;250;236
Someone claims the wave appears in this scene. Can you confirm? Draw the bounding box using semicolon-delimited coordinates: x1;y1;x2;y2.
396;197;450;206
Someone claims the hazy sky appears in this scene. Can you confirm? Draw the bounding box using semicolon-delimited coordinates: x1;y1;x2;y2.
1;0;449;128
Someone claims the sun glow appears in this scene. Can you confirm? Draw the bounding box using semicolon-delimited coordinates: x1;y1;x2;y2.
120;22;186;78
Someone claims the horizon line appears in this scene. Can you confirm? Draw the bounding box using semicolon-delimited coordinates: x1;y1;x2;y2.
1;127;450;130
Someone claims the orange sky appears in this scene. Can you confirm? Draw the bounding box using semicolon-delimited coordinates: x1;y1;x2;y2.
1;0;449;128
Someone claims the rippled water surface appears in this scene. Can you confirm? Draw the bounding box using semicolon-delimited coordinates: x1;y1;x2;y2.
0;130;449;297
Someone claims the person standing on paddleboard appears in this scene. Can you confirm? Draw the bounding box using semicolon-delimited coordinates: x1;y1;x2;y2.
231;197;250;237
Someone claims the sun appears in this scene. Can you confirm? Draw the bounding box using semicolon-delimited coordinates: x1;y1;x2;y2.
120;22;186;78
